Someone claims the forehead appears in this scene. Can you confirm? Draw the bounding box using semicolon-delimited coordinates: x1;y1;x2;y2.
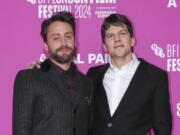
47;21;73;35
106;24;128;33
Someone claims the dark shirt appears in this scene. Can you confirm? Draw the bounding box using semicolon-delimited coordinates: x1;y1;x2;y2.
50;60;78;99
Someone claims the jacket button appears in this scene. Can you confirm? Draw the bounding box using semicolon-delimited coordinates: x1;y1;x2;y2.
73;108;77;114
107;122;112;127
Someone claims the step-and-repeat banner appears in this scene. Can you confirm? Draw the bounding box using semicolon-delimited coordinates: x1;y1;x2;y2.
0;0;179;134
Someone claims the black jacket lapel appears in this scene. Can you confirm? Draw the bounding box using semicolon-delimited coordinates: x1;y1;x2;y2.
112;59;148;119
97;64;112;118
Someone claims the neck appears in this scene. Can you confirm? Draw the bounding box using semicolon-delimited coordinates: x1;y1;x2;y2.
50;59;71;71
111;53;133;69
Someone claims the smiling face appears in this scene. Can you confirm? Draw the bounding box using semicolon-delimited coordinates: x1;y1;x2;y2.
104;24;135;60
44;21;75;64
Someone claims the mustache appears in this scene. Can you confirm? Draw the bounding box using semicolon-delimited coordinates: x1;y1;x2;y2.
56;46;74;52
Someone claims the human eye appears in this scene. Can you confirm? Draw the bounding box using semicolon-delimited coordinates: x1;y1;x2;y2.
106;34;114;39
53;36;60;41
120;30;128;35
65;34;73;40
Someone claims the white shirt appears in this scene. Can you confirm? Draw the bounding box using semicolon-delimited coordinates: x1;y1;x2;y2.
103;54;140;116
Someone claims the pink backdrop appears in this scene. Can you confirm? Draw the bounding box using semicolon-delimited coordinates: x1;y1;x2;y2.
0;0;180;134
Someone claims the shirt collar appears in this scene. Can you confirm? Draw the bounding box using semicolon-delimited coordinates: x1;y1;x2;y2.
49;60;76;76
109;53;139;73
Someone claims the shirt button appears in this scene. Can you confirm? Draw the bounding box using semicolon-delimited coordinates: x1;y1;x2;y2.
73;128;76;134
107;122;112;127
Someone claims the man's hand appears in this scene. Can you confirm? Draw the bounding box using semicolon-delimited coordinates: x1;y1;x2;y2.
27;61;41;69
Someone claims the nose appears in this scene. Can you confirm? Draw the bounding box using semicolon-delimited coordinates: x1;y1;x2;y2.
114;34;121;42
61;37;67;47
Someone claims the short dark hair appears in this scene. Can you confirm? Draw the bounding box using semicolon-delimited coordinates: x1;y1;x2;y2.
41;11;75;43
101;13;134;43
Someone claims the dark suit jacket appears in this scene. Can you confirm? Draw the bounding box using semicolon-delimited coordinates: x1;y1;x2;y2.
13;59;93;135
87;58;172;135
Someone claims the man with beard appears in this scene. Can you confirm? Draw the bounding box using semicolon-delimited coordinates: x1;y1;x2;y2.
13;11;93;135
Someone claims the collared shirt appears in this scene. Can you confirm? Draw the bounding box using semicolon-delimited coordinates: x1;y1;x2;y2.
50;61;78;94
103;54;140;116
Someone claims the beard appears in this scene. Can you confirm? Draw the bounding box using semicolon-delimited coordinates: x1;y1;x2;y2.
50;46;75;64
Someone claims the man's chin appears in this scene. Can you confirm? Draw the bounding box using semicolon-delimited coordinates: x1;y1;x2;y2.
53;55;73;63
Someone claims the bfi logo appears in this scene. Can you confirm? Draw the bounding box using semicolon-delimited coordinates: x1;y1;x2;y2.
27;0;36;4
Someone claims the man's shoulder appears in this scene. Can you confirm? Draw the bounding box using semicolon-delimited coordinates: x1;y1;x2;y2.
87;63;109;73
139;58;167;77
16;59;52;78
86;63;109;79
18;68;42;75
15;68;43;81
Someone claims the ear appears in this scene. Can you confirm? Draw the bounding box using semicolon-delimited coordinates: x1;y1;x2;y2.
131;37;135;47
44;42;48;52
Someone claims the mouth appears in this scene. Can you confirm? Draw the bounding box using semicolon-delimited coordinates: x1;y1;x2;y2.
57;47;73;52
114;44;124;49
56;49;72;56
58;49;71;54
61;49;70;51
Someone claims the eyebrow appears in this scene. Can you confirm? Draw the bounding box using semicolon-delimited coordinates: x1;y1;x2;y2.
106;29;128;35
50;33;60;37
65;32;73;35
50;32;73;37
